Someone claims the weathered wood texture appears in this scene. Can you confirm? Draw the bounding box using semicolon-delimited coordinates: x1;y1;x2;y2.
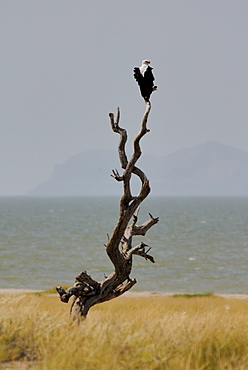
56;101;159;320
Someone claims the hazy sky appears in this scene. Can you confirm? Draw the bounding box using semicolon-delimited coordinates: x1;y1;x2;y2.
1;1;248;195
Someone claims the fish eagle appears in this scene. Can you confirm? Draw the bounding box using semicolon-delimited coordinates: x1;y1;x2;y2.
133;60;157;102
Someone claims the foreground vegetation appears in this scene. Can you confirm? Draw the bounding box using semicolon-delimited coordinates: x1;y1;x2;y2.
0;290;248;369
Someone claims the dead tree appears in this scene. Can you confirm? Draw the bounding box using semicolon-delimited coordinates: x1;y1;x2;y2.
56;101;159;321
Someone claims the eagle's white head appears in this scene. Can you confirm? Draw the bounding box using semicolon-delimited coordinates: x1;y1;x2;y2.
140;60;151;76
142;60;150;65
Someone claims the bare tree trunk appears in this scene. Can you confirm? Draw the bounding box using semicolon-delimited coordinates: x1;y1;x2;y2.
56;101;159;321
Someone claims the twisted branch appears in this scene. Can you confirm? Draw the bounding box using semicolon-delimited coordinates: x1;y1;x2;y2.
56;101;158;321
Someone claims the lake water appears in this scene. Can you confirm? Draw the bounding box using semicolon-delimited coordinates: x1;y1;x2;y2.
1;196;248;294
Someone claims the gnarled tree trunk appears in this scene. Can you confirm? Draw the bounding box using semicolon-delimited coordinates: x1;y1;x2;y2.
56;101;159;321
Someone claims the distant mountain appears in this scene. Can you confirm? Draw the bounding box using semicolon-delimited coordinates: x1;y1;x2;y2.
29;142;248;196
29;150;121;196
147;141;248;196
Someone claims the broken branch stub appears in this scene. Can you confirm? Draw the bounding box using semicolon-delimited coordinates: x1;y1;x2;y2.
56;101;158;321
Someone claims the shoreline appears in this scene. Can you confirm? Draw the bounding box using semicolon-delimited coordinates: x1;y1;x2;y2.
0;289;248;300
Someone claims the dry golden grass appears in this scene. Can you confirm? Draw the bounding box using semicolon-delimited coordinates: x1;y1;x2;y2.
0;291;248;369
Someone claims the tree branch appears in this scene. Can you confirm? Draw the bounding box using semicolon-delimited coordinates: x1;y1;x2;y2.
56;101;158;321
132;213;159;236
126;242;155;263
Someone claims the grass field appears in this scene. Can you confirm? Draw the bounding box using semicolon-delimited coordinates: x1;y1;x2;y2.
0;290;248;369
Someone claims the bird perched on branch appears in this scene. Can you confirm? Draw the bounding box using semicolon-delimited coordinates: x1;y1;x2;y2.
133;60;157;102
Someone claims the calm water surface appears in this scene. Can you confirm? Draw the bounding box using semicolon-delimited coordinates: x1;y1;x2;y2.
1;196;248;293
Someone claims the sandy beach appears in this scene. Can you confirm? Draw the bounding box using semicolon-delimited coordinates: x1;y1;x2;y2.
0;288;248;300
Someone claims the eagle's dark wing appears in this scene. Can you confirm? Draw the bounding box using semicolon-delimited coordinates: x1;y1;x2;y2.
144;66;155;87
133;67;143;84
